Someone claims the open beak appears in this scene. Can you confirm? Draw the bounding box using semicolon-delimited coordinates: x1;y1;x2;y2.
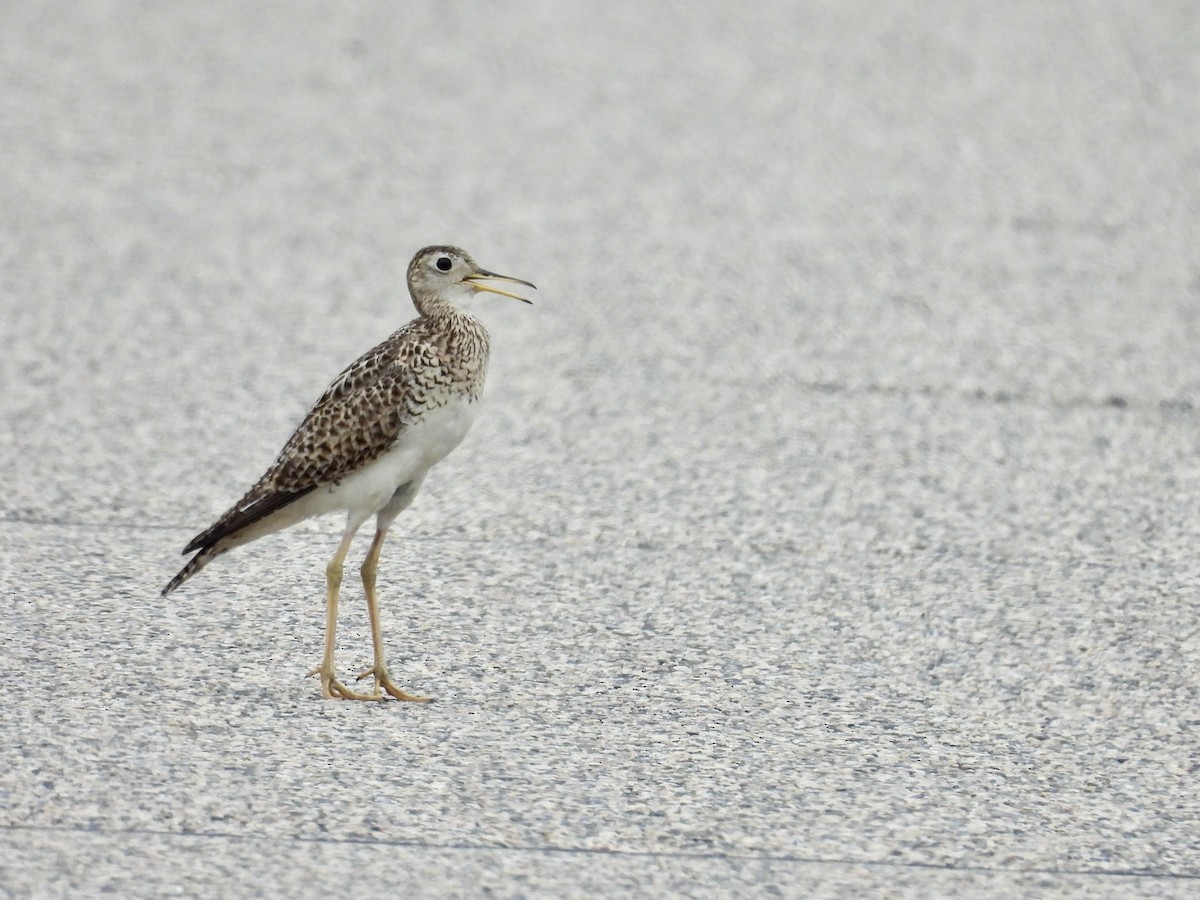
464;270;537;304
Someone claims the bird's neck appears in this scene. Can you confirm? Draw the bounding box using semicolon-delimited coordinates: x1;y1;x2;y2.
417;302;480;330
411;284;479;317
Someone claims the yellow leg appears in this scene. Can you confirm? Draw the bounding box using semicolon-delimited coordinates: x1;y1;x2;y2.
355;528;431;702
307;526;380;701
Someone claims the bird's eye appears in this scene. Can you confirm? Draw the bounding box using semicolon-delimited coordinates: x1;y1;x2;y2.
436;257;452;272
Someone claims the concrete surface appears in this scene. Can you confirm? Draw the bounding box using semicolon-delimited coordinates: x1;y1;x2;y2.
1;1;1198;897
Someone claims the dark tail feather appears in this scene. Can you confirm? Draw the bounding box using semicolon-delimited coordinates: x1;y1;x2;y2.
165;486;312;595
162;542;229;596
183;486;313;555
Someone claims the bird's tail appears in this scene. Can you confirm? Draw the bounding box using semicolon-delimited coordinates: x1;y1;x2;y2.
162;542;229;597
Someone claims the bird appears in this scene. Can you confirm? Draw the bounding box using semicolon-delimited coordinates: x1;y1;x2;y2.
163;245;535;701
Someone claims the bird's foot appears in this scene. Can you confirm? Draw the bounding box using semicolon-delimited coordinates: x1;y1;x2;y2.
356;665;432;703
306;665;382;701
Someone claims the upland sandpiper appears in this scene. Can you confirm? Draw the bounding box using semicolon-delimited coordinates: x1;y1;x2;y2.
163;246;534;701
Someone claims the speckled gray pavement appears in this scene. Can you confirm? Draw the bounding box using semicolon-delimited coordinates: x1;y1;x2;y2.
1;2;1198;897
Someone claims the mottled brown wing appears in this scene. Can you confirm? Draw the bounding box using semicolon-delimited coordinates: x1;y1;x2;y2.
182;324;439;554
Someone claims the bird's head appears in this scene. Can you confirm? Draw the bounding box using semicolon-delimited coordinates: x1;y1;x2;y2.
407;245;535;314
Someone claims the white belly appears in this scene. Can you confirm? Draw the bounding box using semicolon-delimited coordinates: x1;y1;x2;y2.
319;401;477;515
